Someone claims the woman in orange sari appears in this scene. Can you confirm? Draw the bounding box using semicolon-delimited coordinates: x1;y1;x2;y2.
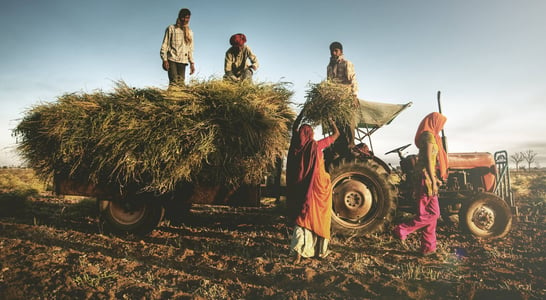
394;112;448;256
286;112;339;263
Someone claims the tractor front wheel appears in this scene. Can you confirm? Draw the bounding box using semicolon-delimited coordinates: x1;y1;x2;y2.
459;192;512;239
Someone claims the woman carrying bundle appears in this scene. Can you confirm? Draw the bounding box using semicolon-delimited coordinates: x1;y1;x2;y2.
286;111;339;263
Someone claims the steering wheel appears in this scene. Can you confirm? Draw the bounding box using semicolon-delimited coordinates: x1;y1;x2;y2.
385;143;412;156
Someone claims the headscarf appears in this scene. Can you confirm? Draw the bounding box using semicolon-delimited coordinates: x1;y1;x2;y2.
414;112;448;180
176;8;192;44
286;124;318;223
229;33;247;48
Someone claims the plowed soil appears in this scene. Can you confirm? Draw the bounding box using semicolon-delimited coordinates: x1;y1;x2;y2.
0;171;544;299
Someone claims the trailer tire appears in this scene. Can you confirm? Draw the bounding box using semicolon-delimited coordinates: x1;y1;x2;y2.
329;158;396;236
459;192;512;239
98;198;164;235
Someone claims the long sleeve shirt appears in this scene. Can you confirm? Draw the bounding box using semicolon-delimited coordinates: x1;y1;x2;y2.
224;45;259;77
327;55;358;95
416;131;439;196
160;25;194;64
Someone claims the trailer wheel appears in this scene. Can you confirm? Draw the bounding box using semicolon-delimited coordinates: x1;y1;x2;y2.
459;192;512;239
328;158;396;236
98;199;164;235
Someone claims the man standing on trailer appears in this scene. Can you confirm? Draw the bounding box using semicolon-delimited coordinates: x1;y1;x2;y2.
160;8;195;87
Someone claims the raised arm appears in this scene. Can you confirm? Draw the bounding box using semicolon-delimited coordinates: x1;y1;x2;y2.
329;119;340;140
292;110;304;135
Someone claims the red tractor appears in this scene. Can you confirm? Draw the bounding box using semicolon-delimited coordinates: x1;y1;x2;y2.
325;97;516;239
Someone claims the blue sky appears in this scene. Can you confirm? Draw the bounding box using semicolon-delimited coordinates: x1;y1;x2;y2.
1;0;545;167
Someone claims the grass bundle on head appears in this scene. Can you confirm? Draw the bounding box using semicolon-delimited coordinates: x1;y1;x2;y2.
14;79;294;196
301;81;358;130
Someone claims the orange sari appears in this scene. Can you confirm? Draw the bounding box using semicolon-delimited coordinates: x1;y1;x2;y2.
294;145;333;239
286;124;334;240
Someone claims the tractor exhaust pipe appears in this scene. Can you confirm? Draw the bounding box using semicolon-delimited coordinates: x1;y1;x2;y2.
437;91;448;152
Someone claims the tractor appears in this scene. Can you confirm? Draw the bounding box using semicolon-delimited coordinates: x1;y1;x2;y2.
53;93;516;239
324;95;516;239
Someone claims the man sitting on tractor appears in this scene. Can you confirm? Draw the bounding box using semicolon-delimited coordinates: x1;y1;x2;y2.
327;41;359;157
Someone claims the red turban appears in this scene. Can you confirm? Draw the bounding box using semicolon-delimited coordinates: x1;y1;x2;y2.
229;33;247;47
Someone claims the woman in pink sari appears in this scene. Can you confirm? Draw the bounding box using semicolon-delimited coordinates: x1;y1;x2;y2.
286;112;339;263
394;112;448;256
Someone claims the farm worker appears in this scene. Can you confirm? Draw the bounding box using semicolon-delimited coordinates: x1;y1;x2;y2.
393;112;448;256
327;41;359;157
160;8;195;87
224;33;259;82
286;110;339;264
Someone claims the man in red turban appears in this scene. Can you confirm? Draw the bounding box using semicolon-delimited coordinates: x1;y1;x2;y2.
224;33;259;82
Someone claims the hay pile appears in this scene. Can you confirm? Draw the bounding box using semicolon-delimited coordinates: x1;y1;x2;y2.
300;81;358;130
14;80;294;195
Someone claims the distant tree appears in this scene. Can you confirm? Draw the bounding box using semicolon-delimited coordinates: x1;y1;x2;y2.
510;152;524;172
522;149;537;172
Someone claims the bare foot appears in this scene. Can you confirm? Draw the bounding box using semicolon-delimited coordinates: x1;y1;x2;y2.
293;253;301;265
318;250;331;259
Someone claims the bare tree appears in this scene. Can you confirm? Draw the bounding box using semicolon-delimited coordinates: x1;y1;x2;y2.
522;149;537;171
510;152;524;172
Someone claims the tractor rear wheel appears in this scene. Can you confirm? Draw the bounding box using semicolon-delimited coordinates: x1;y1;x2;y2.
328;158;396;236
459;192;512;239
98;198;165;235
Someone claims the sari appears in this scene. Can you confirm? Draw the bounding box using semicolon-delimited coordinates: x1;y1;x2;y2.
286;124;335;257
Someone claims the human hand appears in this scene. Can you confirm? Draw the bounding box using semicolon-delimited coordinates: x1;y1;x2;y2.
162;60;169;71
328;118;339;132
190;63;195;75
432;178;441;196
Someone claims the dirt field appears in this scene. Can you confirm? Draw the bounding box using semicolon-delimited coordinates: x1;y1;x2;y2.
0;169;544;299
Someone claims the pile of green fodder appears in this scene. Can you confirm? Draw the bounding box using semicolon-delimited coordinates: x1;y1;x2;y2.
300;80;358;131
14;80;294;195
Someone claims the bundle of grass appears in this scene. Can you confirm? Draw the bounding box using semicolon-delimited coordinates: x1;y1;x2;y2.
14;79;294;198
300;80;358;130
166;79;295;188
